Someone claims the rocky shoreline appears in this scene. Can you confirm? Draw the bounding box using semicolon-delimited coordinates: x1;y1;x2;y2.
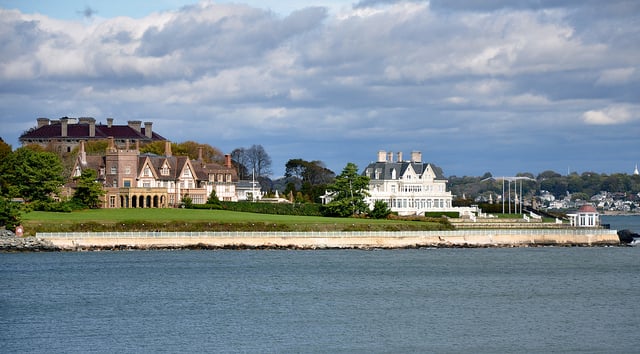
0;229;60;252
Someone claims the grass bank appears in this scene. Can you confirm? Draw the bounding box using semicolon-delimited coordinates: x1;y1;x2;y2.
21;209;452;236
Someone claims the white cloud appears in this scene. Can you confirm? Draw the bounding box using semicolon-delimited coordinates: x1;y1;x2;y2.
582;105;633;125
596;67;636;85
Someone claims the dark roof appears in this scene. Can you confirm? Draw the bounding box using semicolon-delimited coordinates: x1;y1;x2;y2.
362;161;447;180
20;122;166;141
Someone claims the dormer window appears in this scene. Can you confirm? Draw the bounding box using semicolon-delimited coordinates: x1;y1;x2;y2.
144;166;151;177
161;165;169;176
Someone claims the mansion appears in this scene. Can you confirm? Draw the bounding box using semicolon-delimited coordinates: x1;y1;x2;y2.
20;117;166;153
362;150;454;216
71;138;239;208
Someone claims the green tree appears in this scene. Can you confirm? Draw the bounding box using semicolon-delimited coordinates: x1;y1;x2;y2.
369;200;392;219
0;147;64;202
206;190;223;208
72;169;105;208
321;163;370;217
0;196;22;230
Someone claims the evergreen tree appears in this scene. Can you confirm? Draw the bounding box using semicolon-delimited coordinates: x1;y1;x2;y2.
0;196;22;230
72;169;105;208
321;163;370;217
0;147;64;202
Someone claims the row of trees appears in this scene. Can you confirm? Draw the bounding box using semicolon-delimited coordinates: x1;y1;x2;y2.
449;170;640;203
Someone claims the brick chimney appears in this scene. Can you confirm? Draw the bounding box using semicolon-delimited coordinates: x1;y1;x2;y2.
79;140;87;165
225;154;232;168
144;122;153;139
397;151;403;162
387;151;393;162
165;141;172;157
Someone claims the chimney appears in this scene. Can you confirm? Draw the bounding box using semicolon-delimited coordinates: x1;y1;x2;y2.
107;118;113;128
165;141;172;157
144;122;153;139
377;150;387;162
387;152;393;162
225;154;232;168
128;120;142;133
37;118;50;128
397;151;403;162
89;118;96;137
107;136;116;152
198;146;203;161
60;118;68;137
411;151;422;163
79;140;87;165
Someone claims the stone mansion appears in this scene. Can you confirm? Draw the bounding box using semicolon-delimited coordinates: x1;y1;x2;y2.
71;138;239;208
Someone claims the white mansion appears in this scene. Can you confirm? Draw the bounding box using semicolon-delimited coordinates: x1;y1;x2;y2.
362;150;454;216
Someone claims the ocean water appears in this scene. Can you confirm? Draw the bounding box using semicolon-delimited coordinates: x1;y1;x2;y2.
601;214;640;233
1;247;639;353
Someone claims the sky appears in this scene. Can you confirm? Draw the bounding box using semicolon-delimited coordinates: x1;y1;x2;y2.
1;0;639;178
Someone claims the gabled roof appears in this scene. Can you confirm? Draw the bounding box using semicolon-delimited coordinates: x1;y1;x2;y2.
363;161;447;180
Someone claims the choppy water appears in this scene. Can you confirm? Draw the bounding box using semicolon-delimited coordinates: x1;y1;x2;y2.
1;247;639;353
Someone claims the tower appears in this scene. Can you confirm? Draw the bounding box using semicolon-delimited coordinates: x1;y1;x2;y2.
634;164;639;176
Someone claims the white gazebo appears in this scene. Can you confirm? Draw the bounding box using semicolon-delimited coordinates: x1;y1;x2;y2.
568;205;600;227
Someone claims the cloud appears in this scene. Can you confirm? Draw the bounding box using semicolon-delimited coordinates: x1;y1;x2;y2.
0;1;639;176
582;105;633;125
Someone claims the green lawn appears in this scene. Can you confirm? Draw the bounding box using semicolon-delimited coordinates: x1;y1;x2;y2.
22;209;451;235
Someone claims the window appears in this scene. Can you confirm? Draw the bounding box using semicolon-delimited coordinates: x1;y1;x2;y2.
226;174;232;182
113;179;118;188
125;166;131;175
144;166;151;177
183;168;191;177
161;166;169;176
123;180;131;187
111;166;117;174
218;174;223;182
109;196;116;208
143;182;150;188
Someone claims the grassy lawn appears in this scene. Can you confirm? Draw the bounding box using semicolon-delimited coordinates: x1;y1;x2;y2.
21;209;451;235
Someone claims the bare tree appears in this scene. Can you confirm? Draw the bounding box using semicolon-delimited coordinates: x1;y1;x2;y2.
247;144;272;177
231;145;272;178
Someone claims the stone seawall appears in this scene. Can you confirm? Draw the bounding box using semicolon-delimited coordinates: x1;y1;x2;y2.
36;230;621;251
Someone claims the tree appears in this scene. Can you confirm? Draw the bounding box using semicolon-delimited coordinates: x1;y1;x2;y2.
231;147;250;180
72;169;105;208
247;144;272;177
321;163;370;217
140;141;223;163
206;190;222;209
0;137;11;161
369;200;392;219
285;158;335;202
0;196;22;230
0;147;64;202
232;144;272;178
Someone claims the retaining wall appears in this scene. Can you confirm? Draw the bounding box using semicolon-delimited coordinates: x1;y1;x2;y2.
37;229;621;250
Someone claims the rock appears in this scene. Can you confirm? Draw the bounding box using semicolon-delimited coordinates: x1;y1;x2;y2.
0;229;59;252
617;229;638;244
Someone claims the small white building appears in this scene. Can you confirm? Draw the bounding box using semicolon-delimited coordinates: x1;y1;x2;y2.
568;205;600;227
362;150;454;216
